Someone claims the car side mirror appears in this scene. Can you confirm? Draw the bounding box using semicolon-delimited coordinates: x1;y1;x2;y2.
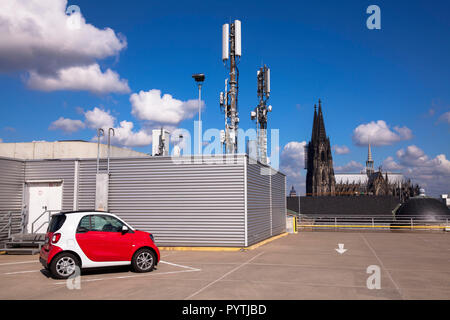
121;225;129;234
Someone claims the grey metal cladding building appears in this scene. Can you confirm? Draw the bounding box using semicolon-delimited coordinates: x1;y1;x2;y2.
0;154;286;247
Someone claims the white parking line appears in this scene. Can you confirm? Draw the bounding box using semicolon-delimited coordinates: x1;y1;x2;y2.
0;259;200;279
0;260;38;266
184;251;264;300
160;260;200;271
360;234;405;299
54;268;200;284
52;259;201;284
3;270;40;275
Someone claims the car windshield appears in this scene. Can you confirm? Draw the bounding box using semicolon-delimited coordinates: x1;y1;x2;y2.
47;214;66;233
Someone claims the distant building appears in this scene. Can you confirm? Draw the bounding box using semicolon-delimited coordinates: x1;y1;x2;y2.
335;144;420;200
289;186;297;197
441;194;450;207
287;186;300;214
304;101;420;201
305;99;336;196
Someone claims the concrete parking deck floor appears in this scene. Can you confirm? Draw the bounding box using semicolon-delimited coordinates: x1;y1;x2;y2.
0;231;449;300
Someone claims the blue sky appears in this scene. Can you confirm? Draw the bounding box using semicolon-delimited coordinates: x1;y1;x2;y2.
0;0;449;195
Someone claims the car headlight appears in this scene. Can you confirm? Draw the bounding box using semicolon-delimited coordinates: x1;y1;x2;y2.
149;234;155;242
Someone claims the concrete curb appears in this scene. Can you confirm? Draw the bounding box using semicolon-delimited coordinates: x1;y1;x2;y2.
159;232;288;252
244;232;288;250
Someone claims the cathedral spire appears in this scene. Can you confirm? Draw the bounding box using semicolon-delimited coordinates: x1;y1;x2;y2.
316;99;327;141
306;99;336;196
366;143;374;175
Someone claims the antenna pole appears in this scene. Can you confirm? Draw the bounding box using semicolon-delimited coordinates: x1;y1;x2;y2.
107;128;115;174
251;65;271;164
229;22;238;154
220;20;241;154
198;82;202;155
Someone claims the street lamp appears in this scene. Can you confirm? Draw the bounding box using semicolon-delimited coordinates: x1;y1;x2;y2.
192;73;205;155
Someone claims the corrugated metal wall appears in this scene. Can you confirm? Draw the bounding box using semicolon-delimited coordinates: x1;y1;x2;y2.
0;158;25;239
2;154;285;247
271;169;287;236
246;160;286;246
25;160;75;212
77;160;96;211
78;155;246;246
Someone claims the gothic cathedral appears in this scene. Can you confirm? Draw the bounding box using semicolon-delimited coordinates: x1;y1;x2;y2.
305;99;336;196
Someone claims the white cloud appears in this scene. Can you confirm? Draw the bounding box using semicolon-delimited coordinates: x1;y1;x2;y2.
108;120;152;148
335;160;364;173
280;141;307;195
84;108;152;147
382;145;450;196
49;106;152;147
381;156;403;171
352;120;412;146
49;117;85;133
27;64;130;94
438;111;450;124
0;0;128;93
84;107;115;130
130;89;204;126
332;145;350;155
396;145;430;167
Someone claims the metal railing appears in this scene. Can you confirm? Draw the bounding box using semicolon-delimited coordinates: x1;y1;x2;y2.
0;211;14;239
297;214;450;231
20;209;28;233
31;209;60;234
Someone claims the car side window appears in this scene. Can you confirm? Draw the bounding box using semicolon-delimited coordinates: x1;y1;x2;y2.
91;215;124;232
76;215;91;233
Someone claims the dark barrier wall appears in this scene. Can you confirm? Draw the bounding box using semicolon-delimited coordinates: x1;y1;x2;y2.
298;196;400;215
287;196;300;214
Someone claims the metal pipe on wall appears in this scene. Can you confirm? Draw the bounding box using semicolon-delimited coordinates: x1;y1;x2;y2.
96;128;104;174
107;128;115;174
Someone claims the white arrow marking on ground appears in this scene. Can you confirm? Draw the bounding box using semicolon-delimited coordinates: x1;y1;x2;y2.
335;243;347;254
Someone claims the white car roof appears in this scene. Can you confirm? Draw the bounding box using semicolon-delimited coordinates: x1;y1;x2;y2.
51;210;135;231
57;210;115;217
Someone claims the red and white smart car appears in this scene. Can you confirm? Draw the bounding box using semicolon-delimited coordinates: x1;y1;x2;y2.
39;210;160;279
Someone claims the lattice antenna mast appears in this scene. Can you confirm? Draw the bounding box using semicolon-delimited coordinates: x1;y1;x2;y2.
219;20;241;154
250;65;271;164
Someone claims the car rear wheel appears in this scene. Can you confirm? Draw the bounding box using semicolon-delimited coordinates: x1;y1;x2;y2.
132;248;156;273
50;253;80;279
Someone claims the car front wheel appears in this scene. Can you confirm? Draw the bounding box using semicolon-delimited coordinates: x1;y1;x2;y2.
132;248;156;273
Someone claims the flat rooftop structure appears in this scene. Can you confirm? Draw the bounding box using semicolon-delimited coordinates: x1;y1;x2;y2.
0;231;448;299
0;141;148;160
0;154;286;247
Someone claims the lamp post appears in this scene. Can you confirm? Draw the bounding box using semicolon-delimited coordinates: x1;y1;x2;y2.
192;73;205;155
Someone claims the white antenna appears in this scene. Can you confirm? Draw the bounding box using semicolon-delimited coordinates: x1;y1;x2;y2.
234;20;241;57
222;24;229;61
219;20;242;154
265;67;270;95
